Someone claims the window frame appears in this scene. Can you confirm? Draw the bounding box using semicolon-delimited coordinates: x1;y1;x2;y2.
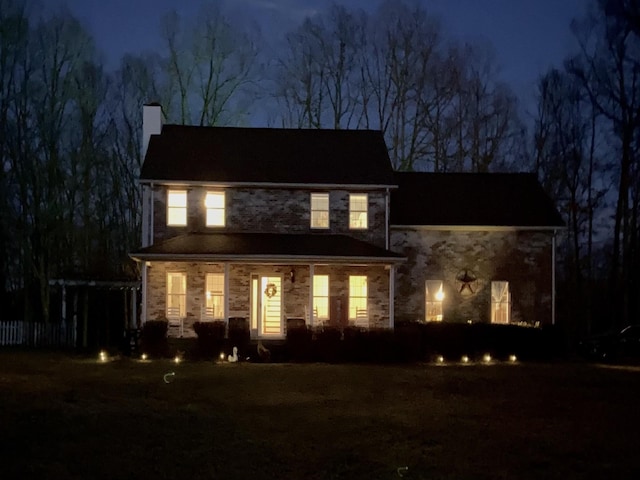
425;280;444;322
349;193;368;230
348;275;368;320
166;272;186;318
312;274;330;320
205;273;225;319
310;193;330;229
491;281;511;324
205;191;226;227
167;190;188;226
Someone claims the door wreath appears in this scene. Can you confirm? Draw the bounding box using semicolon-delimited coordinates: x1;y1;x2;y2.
264;283;277;298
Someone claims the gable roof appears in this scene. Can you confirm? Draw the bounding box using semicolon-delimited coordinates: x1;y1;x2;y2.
130;232;404;263
391;172;564;228
141;125;396;187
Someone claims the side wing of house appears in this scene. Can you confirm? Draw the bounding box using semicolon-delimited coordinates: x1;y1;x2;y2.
131;109;403;338
390;172;564;326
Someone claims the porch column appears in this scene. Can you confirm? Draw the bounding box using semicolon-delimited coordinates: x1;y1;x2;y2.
141;262;148;326
61;284;67;323
131;286;138;329
389;265;395;329
309;264;314;327
224;262;230;324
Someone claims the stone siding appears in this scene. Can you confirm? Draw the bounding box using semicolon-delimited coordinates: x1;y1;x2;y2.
152;185;387;247
391;228;554;325
145;261;391;337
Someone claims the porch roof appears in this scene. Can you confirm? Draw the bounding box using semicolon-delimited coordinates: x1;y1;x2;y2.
130;232;404;263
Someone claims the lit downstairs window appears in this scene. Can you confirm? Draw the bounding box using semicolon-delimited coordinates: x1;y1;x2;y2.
205;191;225;227
491;281;511;324
349;193;368;229
205;273;225;319
310;193;329;229
425;280;444;322
167;190;187;226
313;275;329;321
166;272;186;318
348;275;367;321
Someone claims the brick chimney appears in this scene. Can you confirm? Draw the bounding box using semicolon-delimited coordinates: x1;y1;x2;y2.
142;103;163;161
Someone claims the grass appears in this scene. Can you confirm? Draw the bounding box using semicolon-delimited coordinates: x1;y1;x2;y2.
1;352;640;479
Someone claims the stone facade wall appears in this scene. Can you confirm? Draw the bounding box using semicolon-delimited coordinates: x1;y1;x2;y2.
391;228;554;325
145;261;391;337
151;185;388;247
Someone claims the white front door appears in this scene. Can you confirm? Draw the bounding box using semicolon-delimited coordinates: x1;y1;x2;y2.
251;275;283;337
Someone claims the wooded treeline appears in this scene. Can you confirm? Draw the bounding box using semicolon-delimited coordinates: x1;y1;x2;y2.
0;0;638;339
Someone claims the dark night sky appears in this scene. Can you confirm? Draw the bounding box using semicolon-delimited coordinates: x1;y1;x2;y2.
54;0;588;118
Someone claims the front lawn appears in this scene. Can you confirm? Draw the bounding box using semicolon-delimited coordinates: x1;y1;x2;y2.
1;352;639;479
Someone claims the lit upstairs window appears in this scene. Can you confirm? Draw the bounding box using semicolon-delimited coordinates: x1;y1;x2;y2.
311;193;329;229
205;191;225;227
349;193;368;229
167;190;187;226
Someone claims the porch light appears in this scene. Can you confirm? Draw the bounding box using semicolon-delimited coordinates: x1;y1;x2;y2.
482;353;492;363
509;354;517;363
461;355;469;363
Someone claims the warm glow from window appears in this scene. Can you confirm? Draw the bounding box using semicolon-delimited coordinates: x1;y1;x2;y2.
349;193;368;229
491;281;511;324
167;272;186;317
205;273;225;319
205;191;225;227
310;193;329;229
313;275;329;320
167;190;187;226
425;280;444;322
348;275;367;320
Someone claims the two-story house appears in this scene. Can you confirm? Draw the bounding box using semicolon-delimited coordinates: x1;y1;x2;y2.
130;104;404;338
130;104;564;339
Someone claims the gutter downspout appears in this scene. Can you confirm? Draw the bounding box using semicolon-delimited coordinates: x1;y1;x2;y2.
552;230;556;326
141;261;148;326
385;188;390;250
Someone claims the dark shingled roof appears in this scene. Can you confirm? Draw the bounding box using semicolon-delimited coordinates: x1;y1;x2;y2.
391;172;564;227
141;125;395;186
131;232;404;262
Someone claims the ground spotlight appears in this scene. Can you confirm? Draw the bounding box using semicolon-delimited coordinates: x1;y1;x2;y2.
482;353;492;363
461;355;469;363
509;354;517;363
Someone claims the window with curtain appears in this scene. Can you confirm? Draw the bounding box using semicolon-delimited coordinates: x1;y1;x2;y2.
349;193;368;229
491;281;511;324
348;275;367;320
310;193;329;229
313;275;329;320
425;280;444;322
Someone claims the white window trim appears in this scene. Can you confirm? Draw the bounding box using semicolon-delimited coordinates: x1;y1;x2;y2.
166;272;186;318
348;275;368;321
425;280;444;322
310;192;330;229
349;193;368;230
167;190;187;226
204;273;225;320
205;191;226;227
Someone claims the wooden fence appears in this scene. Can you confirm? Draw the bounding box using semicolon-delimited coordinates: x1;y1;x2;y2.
0;319;77;347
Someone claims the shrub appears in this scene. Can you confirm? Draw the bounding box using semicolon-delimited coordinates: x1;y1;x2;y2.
228;317;250;358
193;321;226;359
140;320;169;358
314;326;343;362
394;321;424;362
343;326;368;362
286;319;312;362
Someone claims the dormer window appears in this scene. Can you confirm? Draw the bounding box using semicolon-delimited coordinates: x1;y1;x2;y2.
205;191;226;227
167;190;187;226
349;193;368;229
310;193;329;229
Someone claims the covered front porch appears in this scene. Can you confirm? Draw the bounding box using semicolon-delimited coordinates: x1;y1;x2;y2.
140;260;399;338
